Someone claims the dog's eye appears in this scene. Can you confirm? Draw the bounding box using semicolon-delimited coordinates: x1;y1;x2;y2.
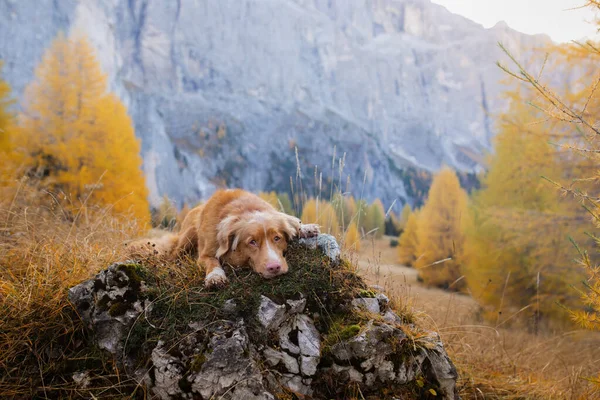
249;240;258;247
274;236;281;242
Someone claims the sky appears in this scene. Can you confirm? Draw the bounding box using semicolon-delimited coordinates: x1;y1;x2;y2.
432;0;599;43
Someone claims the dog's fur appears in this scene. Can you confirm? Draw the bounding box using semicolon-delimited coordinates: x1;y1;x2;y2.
129;189;319;287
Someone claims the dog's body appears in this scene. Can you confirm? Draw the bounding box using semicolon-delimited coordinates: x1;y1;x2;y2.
131;189;319;287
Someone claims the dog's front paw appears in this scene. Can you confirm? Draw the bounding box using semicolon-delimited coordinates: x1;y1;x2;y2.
299;223;320;238
204;266;229;289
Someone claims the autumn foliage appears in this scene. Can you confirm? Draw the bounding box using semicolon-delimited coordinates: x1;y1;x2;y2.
7;34;149;223
413;168;469;291
398;211;419;266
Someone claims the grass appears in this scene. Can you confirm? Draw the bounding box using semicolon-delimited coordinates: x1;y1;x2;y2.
0;185;144;398
2;174;599;399
357;236;600;400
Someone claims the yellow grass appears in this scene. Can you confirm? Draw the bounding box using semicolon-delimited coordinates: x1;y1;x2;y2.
357;237;600;400
0;184;143;397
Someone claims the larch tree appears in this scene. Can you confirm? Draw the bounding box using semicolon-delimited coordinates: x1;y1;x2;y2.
364;199;386;238
484;16;600;329
0;61;13;155
300;198;341;237
398;203;412;231
12;34;149;222
415;168;469;291
398;210;419;266
258;191;279;208
462;85;588;326
344;222;361;251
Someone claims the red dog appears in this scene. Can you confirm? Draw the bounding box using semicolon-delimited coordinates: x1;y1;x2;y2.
132;189;319;288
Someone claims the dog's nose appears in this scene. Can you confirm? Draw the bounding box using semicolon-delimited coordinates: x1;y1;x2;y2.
266;261;281;274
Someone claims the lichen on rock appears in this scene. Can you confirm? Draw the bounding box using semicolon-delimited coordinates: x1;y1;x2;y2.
68;234;459;399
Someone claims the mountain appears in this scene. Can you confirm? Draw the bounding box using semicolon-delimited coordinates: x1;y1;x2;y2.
0;0;551;208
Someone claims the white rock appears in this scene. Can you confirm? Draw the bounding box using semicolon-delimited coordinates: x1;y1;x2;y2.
352;297;380;314
258;296;287;330
263;348;300;374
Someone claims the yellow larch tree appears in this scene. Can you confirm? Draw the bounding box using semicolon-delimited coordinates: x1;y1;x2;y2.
364;199;386;238
258;191;279;208
487;13;600;329
398;210;419;266
462;85;588;325
0;61;12;155
300;198;341;237
398;203;412;231
415;168;469;291
344;222;361;251
11;34;149;222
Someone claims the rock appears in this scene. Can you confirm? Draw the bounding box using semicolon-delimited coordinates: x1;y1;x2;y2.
263;348;300;374
151;342;186;399
258;295;286;330
72;371;91;388
286;297;307;314
298;234;341;264
67;262;152;355
190;323;272;400
65;237;458;399
0;0;553;209
352;297;381;313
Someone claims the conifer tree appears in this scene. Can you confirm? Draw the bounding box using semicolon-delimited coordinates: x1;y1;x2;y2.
398;203;412;231
344;222;361;251
258;191;279;208
300;198;340;237
398;211;419;266
0;61;13;155
415;168;469;291
276;192;294;215
462;86;588;323
300;199;318;226
364;199;386;238
13;34;149;222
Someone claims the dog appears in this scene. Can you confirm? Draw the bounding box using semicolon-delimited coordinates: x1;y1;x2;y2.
130;189;320;288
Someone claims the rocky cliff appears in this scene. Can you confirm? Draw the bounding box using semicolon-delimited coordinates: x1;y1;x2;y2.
67;235;459;399
0;0;550;207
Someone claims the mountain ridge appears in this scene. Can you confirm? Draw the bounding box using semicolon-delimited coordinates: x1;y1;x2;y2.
0;0;551;208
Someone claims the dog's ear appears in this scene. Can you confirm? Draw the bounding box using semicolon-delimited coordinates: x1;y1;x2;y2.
216;216;241;258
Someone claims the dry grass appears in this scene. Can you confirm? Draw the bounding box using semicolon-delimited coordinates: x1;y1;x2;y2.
357;237;600;400
0;183;143;398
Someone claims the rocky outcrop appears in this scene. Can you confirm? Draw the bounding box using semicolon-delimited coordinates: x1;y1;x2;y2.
69;235;458;399
0;0;551;208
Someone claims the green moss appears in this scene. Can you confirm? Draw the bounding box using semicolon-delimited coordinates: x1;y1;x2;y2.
338;324;361;340
117;263;146;290
108;301;129;317
189;354;206;372
129;241;366;350
358;289;376;298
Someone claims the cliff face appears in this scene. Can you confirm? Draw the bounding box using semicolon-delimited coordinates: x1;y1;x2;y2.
0;0;550;207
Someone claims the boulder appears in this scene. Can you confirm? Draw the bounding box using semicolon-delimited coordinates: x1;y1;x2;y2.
68;235;459;399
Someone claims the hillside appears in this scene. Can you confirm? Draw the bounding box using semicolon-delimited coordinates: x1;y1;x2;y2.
0;0;550;207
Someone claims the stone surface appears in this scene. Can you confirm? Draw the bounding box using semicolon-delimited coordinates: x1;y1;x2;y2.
0;0;551;208
67;238;459;399
299;234;341;264
258;295;287;330
352;297;381;313
67;262;152;355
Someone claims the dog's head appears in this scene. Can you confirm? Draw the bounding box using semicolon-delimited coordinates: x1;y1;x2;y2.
215;211;300;278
